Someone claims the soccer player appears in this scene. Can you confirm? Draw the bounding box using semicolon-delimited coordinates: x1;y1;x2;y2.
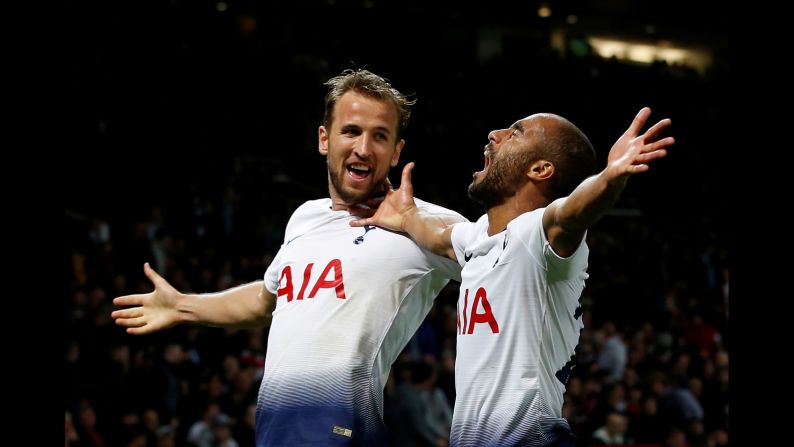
351;107;674;446
112;69;464;446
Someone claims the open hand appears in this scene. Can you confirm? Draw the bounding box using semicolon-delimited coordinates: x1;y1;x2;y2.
350;162;418;232
606;107;675;183
111;263;182;334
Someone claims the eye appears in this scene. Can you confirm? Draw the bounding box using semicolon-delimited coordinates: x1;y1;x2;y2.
374;133;388;141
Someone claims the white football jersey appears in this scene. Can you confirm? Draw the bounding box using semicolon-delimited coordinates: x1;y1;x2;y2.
449;209;588;446
258;198;462;446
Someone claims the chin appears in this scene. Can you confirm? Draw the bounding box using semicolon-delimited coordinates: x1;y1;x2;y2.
341;185;377;204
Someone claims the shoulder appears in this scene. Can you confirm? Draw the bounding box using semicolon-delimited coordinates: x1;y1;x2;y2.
469;214;489;234
505;208;547;250
283;198;332;240
287;199;327;224
511;208;546;228
293;198;331;214
413;197;468;222
451;213;487;247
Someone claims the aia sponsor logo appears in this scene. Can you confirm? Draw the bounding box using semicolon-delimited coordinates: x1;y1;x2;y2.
457;287;500;335
277;259;346;301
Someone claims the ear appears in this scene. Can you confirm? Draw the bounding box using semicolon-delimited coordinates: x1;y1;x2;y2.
527;160;554;181
318;126;329;155
390;139;405;167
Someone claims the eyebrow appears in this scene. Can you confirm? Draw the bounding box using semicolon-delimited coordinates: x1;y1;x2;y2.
340;124;392;136
512;122;525;133
372;126;392;135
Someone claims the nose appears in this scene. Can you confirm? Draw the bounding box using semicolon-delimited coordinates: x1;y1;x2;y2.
488;128;505;145
354;134;374;158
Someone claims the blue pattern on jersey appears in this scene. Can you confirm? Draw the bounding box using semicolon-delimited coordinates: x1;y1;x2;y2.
255;404;387;446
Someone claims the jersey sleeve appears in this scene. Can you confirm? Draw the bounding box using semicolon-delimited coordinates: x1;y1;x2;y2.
450;221;475;267
262;201;312;295
543;230;589;281
513;209;589;280
263;246;285;295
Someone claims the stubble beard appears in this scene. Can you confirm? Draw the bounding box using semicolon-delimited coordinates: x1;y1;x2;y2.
327;157;387;205
468;152;529;209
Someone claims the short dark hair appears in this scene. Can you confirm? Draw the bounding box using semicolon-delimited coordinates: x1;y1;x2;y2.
323;69;415;139
538;116;597;198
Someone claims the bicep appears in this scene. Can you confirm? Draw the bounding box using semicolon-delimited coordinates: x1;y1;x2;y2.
439;225;457;261
259;285;276;307
415;212;462;261
543;198;586;259
256;285;277;323
436;213;466;261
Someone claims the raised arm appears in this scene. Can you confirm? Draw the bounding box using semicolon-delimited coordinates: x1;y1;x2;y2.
543;107;675;257
111;262;275;334
351;162;460;261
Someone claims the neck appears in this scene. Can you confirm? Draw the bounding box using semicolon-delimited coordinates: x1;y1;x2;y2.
485;190;547;236
328;188;352;211
328;181;382;211
330;200;350;211
326;177;349;210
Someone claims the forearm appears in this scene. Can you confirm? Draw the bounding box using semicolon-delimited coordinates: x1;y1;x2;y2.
403;210;457;261
555;170;628;232
176;280;274;329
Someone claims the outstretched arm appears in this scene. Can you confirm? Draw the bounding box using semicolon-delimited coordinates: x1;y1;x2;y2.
351;162;460;261
111;262;275;334
544;107;675;257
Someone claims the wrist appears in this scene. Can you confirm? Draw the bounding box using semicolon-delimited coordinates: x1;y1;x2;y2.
175;292;197;324
603;167;630;189
400;205;420;232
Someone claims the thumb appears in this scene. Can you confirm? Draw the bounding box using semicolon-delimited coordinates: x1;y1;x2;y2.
401;162;415;195
143;262;163;286
348;204;376;219
350;217;374;227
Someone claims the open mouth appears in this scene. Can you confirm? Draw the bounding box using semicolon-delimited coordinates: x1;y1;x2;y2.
473;150;491;179
347;163;372;181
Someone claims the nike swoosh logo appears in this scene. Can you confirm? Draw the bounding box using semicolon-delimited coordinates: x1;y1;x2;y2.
464;252;473;262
